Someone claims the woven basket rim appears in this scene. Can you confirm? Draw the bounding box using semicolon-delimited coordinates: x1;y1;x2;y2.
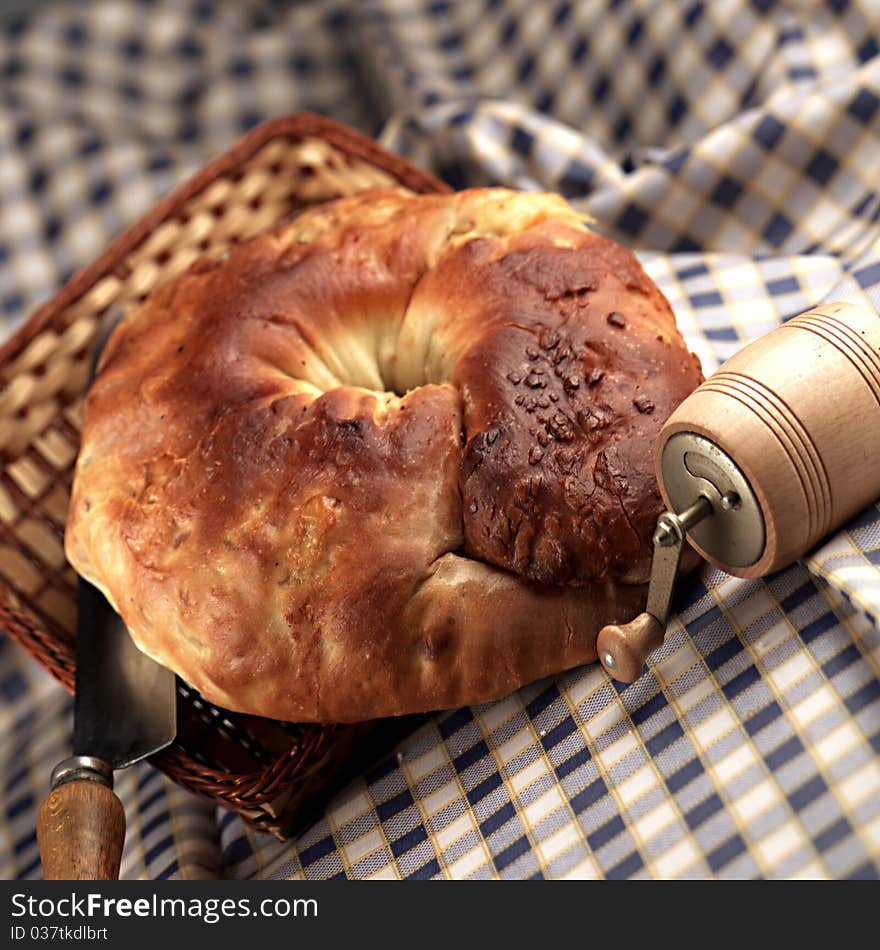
0;112;450;367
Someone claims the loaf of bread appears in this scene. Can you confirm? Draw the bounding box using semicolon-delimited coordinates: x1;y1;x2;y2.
65;188;703;722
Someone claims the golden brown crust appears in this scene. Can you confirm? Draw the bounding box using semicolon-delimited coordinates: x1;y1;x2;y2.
65;188;703;722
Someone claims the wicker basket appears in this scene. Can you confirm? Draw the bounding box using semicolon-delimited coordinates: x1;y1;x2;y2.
0;113;449;838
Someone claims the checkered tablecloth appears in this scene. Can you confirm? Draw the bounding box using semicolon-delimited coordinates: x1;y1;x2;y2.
1;0;879;880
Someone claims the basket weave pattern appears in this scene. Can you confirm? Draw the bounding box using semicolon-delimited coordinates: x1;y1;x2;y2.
0;114;449;836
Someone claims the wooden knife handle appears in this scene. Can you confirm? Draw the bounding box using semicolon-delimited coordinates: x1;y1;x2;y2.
37;759;125;880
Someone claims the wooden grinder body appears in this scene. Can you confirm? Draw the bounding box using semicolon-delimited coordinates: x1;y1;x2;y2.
657;301;880;578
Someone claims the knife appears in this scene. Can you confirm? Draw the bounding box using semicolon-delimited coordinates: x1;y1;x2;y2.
36;325;177;880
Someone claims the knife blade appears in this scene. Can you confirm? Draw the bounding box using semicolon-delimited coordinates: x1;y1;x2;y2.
72;579;176;769
36;320;177;880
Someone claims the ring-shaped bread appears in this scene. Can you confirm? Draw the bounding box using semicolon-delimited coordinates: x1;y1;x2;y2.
66;188;703;722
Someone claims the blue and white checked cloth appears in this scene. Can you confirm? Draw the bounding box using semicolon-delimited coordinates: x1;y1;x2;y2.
1;0;879;880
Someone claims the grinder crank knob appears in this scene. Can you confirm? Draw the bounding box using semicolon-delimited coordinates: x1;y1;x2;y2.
599;301;880;682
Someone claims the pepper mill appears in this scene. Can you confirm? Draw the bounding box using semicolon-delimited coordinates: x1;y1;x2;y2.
598;300;880;682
